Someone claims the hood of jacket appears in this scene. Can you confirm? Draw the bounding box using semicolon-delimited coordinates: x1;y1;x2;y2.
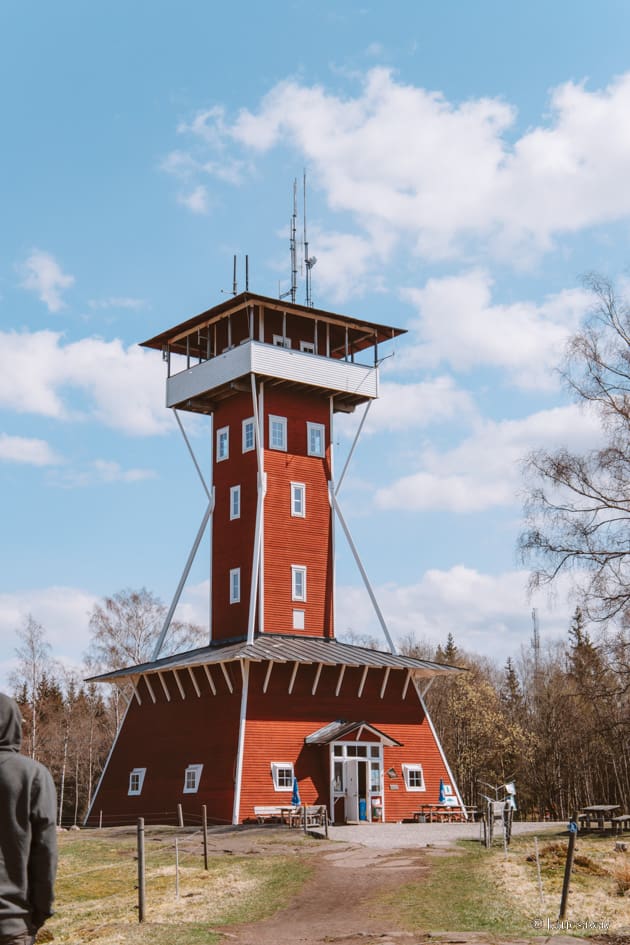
0;693;23;752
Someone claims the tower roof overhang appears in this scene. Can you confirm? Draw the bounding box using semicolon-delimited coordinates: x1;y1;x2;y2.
140;291;406;359
85;634;464;684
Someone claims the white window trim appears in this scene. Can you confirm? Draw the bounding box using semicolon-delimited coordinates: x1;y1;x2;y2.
128;767;146;796
290;481;306;518
271;762;294;791
402;763;426;792
230;567;241;604
242;417;255;453
273;334;291;348
230;485;241;520
291;565;307;602
216;426;229;462
183;763;203;794
300;340;315;354
307;421;325;457
269;415;287;452
292;609;305;630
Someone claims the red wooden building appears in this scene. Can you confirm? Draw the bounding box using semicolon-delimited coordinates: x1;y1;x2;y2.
86;292;463;825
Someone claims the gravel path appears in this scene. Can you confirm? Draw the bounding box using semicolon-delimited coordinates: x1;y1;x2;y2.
326;820;566;849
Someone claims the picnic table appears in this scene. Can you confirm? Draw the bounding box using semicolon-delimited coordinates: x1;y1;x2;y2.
578;804;619;831
413;803;467;823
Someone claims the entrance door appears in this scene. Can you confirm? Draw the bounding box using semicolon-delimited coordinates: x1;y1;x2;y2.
345;760;359;821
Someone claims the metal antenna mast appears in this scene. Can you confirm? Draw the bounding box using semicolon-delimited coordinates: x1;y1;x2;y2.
232;254;238;296
290;179;298;303
303;171;317;307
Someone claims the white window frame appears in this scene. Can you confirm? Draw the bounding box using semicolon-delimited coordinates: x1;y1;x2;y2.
230;485;241;520
128;767;146;796
402;763;426;792
230;568;241;604
291;565;307;602
271;762;294;791
300;340;315;354
290;482;306;518
269;415;287;452
307;421;325;457
242;417;255;453
292;609;305;630
273;334;291;348
216;426;229;462
183;763;203;794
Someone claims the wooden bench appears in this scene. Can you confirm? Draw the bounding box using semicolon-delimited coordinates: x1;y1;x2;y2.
612;814;630;834
253;805;296;824
290;805;327;829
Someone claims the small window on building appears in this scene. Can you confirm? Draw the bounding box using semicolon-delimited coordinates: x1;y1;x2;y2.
307;422;325;457
300;340;315;354
230;568;241;604
292;609;305;630
269;415;287;451
242;417;255;453
216;426;229;462
402;764;425;791
271;762;294;791
128;767;146;796
291;565;307;601
230;485;241;520
273;334;291;348
291;482;306;518
183;763;203;794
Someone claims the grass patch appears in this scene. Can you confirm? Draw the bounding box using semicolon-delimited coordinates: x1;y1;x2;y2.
47;827;312;945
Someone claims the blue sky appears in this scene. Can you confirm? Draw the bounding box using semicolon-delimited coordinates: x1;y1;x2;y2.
2;0;630;684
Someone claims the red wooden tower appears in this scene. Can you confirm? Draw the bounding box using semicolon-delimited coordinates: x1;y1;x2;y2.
86;292;463;826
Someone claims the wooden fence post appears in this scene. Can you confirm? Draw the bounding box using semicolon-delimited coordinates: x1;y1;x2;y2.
202;805;208;870
559;814;578;920
137;817;146;923
177;803;184;828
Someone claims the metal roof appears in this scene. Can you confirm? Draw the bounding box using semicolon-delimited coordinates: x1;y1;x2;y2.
85;633;464;683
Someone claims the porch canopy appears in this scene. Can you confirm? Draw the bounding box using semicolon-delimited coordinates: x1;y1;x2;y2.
305;720;402;747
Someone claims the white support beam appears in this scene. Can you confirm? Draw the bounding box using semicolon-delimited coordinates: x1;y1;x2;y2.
335;401;372;497
188;666;201;698
420;676;435;700
203;664;216;695
335;665;346;696
329;486;396;655
157;671;171;702
232;662;250;825
144;675;157;705
357;665;369;698
220;662;234;694
312;663;323;696
248;375;265;644
173;409;211;499
132;677;142;705
288;661;299;695
402;670;412;700
263;661;274;694
379;667;390;700
172;669;186;700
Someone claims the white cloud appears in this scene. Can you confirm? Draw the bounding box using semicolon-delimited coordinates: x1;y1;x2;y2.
0;330;171;435
180;69;630;265
0;433;61;466
401;270;590;389
178;185;209;214
88;297;147;311
374;402;604;513
18;250;75;312
336;567;574;664
53;459;157;488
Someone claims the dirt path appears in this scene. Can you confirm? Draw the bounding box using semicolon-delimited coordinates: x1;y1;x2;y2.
225;842;431;944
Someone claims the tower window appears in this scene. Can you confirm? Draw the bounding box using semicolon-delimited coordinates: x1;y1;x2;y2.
242;417;255;453
183;764;203;794
269;415;287;451
300;340;315;354
291;482;306;518
307;422;325;457
230;485;241;520
230;568;241;604
273;334;291;348
291;565;307;601
216;426;229;462
271;762;294;791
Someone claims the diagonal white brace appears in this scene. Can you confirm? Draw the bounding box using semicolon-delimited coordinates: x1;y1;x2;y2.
329;484;397;655
335;401;372;497
152;498;214;661
173;408;211;500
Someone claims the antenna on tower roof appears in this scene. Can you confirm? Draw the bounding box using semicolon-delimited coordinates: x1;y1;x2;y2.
303;170;317;308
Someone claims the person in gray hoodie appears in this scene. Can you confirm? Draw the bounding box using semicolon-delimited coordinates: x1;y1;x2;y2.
0;693;57;945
